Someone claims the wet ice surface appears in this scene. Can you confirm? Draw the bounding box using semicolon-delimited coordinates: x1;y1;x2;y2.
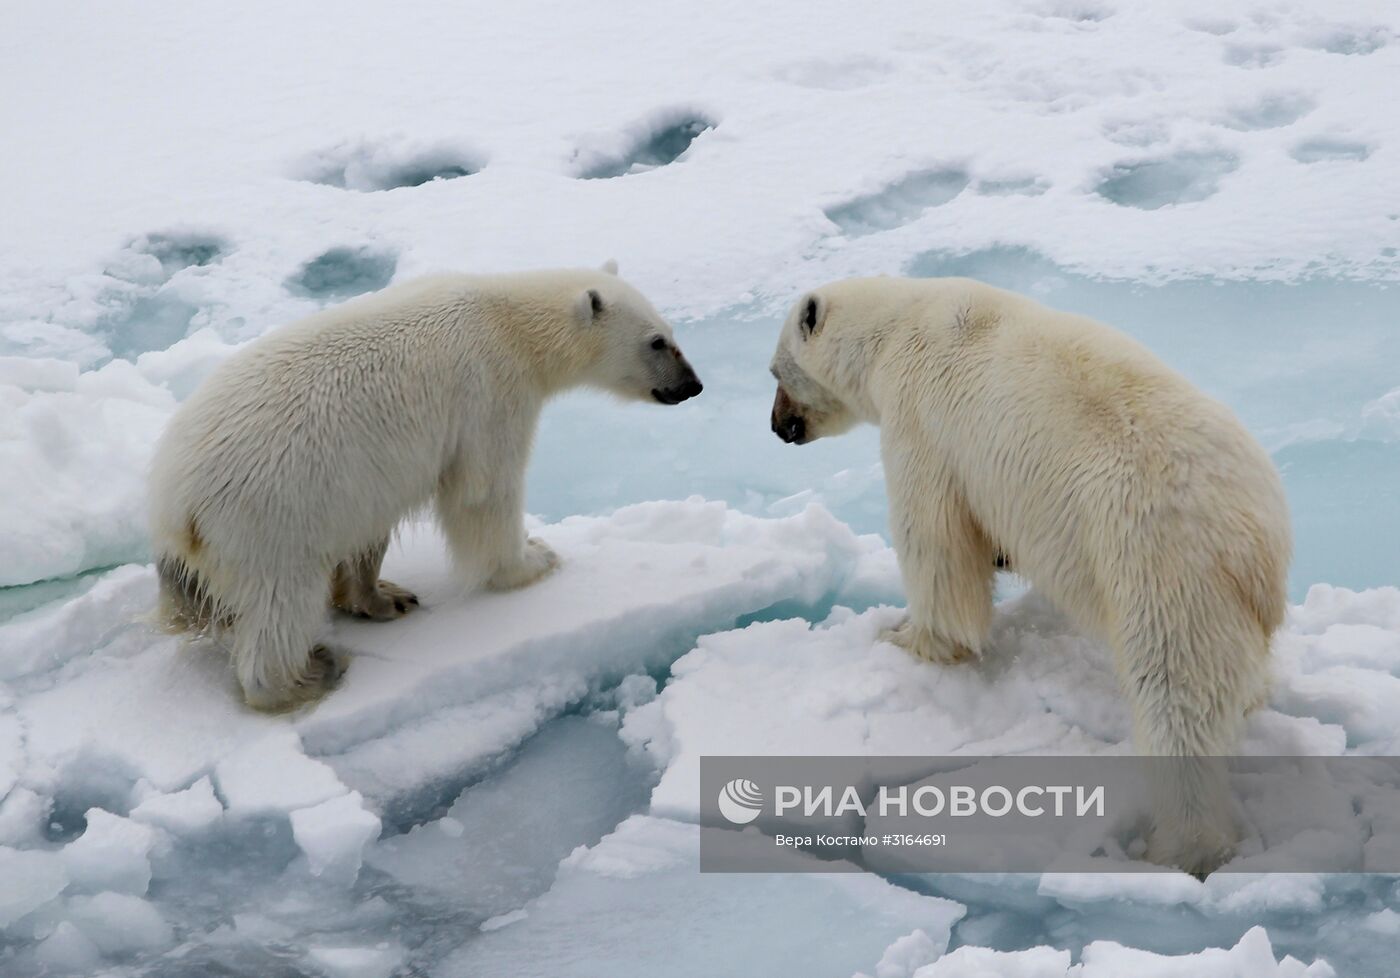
2;0;1400;974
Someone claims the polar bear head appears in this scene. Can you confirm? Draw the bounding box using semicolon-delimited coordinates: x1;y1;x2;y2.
577;262;704;405
768;288;865;444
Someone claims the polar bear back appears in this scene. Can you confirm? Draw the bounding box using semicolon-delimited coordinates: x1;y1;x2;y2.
147;269;622;582
150;279;477;567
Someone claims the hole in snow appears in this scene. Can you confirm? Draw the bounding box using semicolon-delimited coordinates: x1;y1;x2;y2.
774;55;893;90
1220;92;1314;131
296;139;482;192
1222;43;1282;68
1101;116;1171;147
92;231;229;361
102;294;203;362
103;230;229;286
286;247;398;301
42;759;138;842
972;176;1049;197
1035;0;1113;23
137;231;228;275
1291;138;1372;164
1094;151;1237;209
1184;17;1236;35
1304;26;1390;56
574;114;714;180
824;167;970;236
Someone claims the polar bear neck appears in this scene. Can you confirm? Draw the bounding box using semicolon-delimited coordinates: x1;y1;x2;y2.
809;283;996;426
808;320;886;425
451;281;607;400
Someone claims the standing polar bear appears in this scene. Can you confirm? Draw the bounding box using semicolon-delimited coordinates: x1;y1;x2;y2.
150;264;702;711
769;276;1290;873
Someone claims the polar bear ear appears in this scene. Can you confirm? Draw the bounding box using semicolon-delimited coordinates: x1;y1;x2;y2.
576;288;605;323
600;259;619;276
798;293;826;339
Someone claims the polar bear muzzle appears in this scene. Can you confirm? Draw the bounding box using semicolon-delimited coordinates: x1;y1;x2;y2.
649;340;704;405
770;385;808;444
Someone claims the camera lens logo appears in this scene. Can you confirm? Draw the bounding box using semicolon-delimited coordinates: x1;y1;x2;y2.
717;778;764;825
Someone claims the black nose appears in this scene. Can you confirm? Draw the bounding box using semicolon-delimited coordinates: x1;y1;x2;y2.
773;414;805;444
651;379;703;405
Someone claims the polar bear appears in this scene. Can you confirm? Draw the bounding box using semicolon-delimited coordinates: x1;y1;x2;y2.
150;263;702;710
768;276;1290;873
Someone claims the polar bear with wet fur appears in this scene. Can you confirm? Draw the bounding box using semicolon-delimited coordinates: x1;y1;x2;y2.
150;263;701;710
768;276;1290;873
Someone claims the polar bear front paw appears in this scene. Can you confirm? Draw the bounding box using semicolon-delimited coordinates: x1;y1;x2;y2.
879;618;975;666
486;537;560;591
1145;819;1236;879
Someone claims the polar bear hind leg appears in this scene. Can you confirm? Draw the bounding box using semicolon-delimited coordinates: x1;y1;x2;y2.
156;555;226;634
231;573;344;711
1116;575;1269;876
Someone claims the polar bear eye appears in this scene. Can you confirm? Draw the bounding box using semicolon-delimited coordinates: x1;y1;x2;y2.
649;337;667;351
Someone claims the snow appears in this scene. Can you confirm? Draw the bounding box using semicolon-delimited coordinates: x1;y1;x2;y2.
58;808;158;895
1;0;1398;973
1362;907;1400;934
612;581;1400;970
911;945;1071;978
902;927;1333;978
61;892;173;955
1077;926;1333;978
306;943;404;978
128;776;224;833
872;929;946;977
0;849;67;928
624;594;1400;876
1;504;864;822
216;732;349;816
0;370;171;587
290;791;382;884
30;921;100;974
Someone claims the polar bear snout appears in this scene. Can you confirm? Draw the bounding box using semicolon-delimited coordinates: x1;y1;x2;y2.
773;413;806;444
771;385;808;444
650;350;704;405
651;375;703;404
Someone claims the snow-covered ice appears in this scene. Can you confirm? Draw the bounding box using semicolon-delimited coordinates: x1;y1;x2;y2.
911;927;1334;978
2;0;1399;973
58;808;158;896
128;776;223;834
290;792;382;885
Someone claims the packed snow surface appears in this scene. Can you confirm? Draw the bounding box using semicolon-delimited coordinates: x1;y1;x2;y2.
2;0;1399;974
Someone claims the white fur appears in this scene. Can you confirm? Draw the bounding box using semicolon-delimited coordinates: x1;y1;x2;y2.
149;266;698;710
770;276;1291;873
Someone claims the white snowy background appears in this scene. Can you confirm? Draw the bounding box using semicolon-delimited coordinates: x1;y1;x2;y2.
1;0;1398;975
